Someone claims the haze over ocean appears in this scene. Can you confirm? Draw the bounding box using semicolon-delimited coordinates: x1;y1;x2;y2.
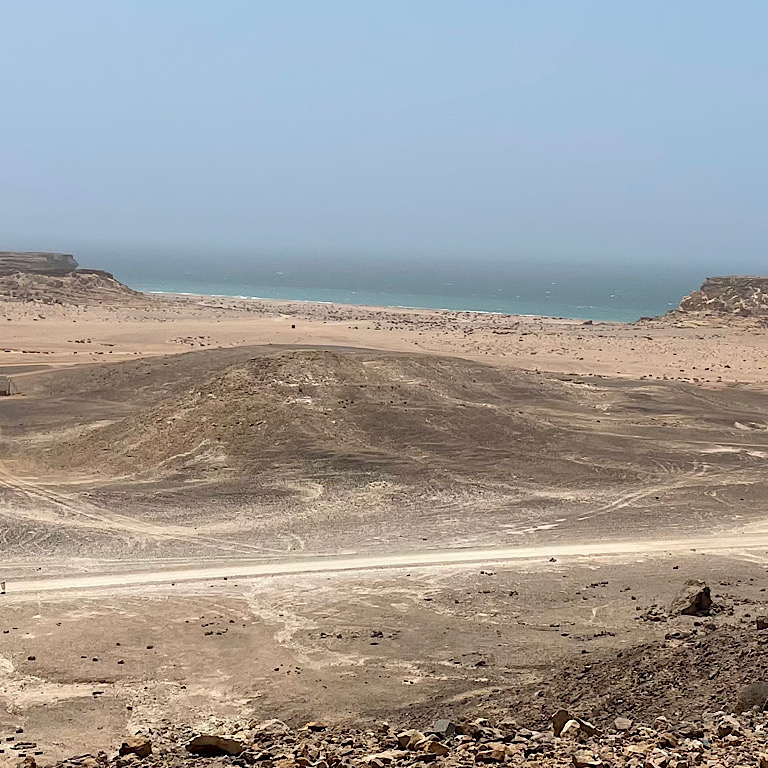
3;3;767;319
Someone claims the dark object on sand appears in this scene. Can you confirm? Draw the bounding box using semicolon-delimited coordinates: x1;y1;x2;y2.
669;580;712;617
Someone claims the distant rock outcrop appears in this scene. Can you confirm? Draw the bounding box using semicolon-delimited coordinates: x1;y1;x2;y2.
677;276;768;318
0;251;78;276
0;250;146;304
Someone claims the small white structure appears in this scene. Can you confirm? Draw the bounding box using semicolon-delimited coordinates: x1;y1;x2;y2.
0;376;18;396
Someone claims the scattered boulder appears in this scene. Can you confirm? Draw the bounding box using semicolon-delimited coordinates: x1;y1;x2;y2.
552;710;600;738
561;720;582;740
715;714;741;738
736;682;768;713
118;737;152;759
475;742;509;762
614;717;632;731
361;750;409;767
429;719;456;739
572;750;602;768
31;710;768;768
552;709;571;737
396;730;426;750
424;740;449;756
669;580;712;616
756;616;768;631
185;735;245;756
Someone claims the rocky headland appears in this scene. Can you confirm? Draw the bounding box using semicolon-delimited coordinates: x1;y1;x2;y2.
0;252;144;304
0;252;78;276
674;276;768;319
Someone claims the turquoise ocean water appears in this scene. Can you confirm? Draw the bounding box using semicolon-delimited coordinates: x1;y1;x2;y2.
92;254;707;323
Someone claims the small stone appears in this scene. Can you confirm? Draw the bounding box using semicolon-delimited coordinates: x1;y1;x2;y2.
757;617;768;631
572;750;602;768
119;737;152;759
424;741;449;756
475;743;508;762
552;710;599;738
553;710;572;737
397;730;426;750
430;720;456;739
561;720;582;740
361;750;409;767
657;732;678;748
251;719;289;735
577;719;600;738
715;715;741;738
614;717;632;732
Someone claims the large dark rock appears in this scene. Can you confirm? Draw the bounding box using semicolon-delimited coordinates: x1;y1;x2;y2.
669;579;712;616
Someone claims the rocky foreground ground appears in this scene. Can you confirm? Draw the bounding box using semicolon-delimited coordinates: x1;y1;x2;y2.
6;581;768;768
21;702;768;768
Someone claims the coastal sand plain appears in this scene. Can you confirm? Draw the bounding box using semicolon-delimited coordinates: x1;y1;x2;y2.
2;290;768;761
3;292;768;386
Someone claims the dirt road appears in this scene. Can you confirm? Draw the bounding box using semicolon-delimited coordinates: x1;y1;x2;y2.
5;530;767;596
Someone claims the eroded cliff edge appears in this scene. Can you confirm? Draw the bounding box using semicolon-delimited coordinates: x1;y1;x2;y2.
0;251;79;275
676;276;768;318
0;251;144;304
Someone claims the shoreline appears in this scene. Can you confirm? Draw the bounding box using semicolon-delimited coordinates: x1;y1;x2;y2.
157;289;602;327
139;286;643;324
1;284;766;388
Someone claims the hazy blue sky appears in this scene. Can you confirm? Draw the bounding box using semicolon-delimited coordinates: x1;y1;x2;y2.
1;2;766;268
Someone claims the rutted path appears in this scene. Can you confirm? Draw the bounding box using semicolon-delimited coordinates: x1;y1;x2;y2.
0;462;301;557
5;530;768;596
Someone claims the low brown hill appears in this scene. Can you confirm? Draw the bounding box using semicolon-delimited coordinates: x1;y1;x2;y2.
27;348;583;486
19;346;768;494
7;345;768;557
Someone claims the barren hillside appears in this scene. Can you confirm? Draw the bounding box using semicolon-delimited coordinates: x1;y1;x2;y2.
3;345;768;561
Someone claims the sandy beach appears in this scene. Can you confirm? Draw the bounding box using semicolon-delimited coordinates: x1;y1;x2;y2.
3;290;768;387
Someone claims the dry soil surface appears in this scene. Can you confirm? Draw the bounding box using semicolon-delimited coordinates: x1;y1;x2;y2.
1;292;768;763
